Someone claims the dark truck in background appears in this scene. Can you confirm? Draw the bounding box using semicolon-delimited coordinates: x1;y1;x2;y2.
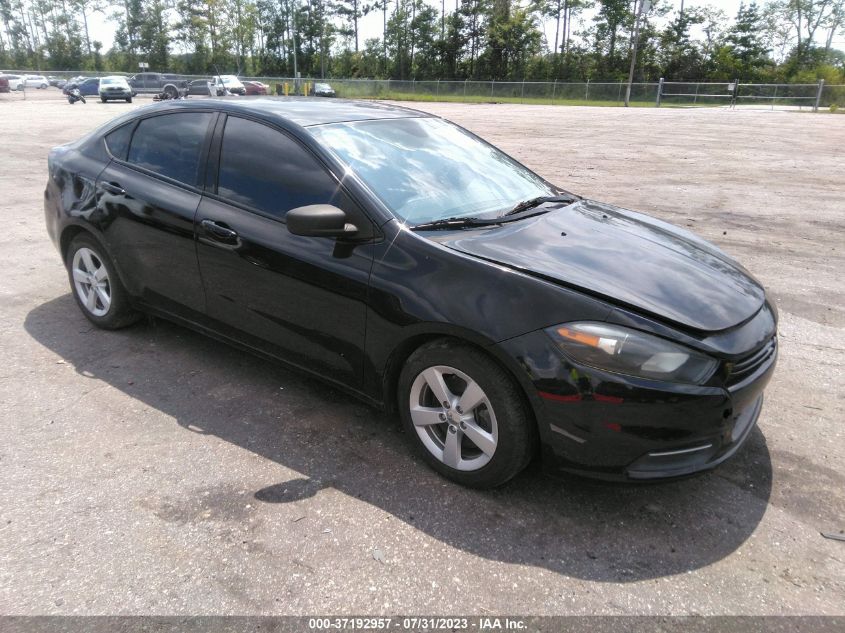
128;73;188;98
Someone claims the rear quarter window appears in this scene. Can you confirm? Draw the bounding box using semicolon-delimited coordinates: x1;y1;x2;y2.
104;123;134;160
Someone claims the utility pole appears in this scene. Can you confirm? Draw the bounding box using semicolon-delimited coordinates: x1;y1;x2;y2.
624;0;649;107
289;0;298;93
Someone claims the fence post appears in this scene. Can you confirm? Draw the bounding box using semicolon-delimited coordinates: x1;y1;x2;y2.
521;79;525;103
436;78;440;97
655;78;663;107
413;79;416;94
464;78;468;96
491;80;495;99
386;78;390;98
732;78;739;109
814;79;825;112
772;84;777;111
553;79;557;102
585;79;590;101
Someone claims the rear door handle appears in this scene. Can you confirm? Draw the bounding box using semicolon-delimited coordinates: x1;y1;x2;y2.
100;182;125;195
200;219;239;243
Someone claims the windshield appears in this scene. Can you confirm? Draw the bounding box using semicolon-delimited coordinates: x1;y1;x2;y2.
309;118;554;224
221;76;239;85
316;83;331;90
101;77;126;85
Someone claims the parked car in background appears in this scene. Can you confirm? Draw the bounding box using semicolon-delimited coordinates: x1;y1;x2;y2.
187;79;213;96
21;74;49;89
44;99;778;488
99;76;133;102
242;80;268;95
3;74;24;90
312;82;336;97
128;72;188;98
81;78;101;95
0;76;9;93
48;76;62;86
211;75;246;95
63;77;99;96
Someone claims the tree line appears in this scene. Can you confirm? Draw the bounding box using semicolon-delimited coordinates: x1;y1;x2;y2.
1;0;844;83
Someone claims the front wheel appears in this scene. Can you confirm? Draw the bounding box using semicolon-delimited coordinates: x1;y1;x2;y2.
67;96;74;104
66;234;140;329
398;340;536;488
100;96;107;103
79;95;86;104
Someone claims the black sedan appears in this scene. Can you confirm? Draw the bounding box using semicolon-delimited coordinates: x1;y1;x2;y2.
44;99;777;488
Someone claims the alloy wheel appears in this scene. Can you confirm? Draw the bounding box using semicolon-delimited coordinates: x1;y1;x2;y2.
408;365;498;471
72;247;111;317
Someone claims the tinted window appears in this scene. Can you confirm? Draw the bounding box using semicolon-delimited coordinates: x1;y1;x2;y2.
104;123;134;160
217;116;341;218
127;113;213;186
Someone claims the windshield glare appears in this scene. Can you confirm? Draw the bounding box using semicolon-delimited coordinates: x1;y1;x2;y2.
309;118;554;224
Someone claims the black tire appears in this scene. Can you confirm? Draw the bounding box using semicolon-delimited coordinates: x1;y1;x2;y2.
65;233;140;330
398;339;536;488
126;97;132;103
100;96;107;103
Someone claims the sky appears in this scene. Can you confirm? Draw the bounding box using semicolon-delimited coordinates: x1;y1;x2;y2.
84;0;844;69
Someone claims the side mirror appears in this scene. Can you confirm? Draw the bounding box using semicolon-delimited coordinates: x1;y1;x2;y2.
286;205;358;238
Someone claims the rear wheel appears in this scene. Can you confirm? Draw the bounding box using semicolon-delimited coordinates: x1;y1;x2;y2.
100;96;107;103
398;340;536;488
126;97;132;103
66;234;140;329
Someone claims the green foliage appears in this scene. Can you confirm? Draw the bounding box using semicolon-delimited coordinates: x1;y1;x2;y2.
0;0;842;87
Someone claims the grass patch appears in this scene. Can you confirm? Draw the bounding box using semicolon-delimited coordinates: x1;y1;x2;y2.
344;91;660;107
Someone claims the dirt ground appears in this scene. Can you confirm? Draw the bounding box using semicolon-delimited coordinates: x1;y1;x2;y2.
1;90;843;616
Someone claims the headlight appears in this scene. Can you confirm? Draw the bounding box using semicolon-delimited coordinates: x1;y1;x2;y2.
545;322;718;384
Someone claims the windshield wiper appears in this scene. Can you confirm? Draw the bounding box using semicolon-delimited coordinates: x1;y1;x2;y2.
410;193;581;231
503;193;580;217
410;216;503;231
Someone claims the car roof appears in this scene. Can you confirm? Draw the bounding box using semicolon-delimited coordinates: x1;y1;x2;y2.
153;97;433;127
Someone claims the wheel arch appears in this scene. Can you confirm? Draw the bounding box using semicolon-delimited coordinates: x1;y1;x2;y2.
59;224;132;291
381;328;543;433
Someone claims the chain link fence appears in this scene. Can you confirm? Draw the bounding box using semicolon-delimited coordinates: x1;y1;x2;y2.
3;69;844;110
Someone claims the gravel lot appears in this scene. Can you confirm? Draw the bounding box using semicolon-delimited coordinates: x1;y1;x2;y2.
1;91;843;616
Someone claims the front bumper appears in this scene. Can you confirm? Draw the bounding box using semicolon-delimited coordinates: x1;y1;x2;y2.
100;89;131;99
496;328;777;481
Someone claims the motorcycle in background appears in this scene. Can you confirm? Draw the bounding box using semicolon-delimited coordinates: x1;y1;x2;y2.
65;85;86;104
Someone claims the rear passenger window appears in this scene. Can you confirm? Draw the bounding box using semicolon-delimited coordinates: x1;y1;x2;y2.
104;123;134;160
127;113;213;186
217;116;341;218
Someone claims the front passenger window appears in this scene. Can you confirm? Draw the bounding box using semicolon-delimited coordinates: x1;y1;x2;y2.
126;112;213;187
216;116;346;219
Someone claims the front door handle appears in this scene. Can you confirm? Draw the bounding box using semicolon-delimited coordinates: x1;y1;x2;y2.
100;182;125;195
200;219;239;243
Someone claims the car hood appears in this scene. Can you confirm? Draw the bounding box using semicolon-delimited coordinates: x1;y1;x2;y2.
433;200;765;333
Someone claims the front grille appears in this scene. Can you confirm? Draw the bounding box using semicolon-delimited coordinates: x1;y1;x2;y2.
726;337;777;386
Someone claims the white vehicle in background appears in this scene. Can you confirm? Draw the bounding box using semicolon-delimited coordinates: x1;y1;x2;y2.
211;75;246;95
3;74;24;90
21;74;49;89
98;75;134;102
